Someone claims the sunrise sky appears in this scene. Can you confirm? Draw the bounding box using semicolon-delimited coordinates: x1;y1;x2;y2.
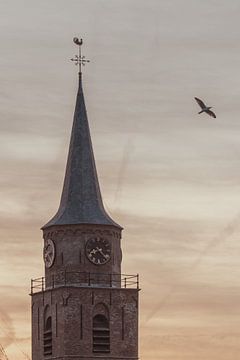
1;0;240;359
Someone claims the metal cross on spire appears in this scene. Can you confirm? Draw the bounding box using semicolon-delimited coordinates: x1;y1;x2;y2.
71;37;90;75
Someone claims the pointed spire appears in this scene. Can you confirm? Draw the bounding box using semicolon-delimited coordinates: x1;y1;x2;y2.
42;41;121;229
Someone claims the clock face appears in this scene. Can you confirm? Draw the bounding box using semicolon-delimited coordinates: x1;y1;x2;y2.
43;239;55;268
86;237;111;265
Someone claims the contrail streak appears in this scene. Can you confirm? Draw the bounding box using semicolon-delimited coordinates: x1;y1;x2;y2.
0;309;15;349
113;138;134;211
191;211;240;269
144;212;240;324
0;308;30;359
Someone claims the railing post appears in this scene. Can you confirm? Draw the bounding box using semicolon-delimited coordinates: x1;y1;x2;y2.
137;274;139;289
88;272;91;286
31;279;33;295
42;277;44;292
64;269;66;286
52;275;55;289
110;273;112;287
124;277;127;288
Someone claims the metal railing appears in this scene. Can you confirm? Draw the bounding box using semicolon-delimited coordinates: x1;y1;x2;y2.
31;272;139;294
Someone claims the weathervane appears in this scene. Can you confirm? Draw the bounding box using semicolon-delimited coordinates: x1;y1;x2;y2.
71;37;90;74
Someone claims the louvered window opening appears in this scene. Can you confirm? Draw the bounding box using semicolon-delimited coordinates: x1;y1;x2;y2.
44;317;52;356
93;314;110;353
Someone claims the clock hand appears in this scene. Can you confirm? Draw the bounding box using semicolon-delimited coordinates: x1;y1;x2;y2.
96;247;108;259
90;248;97;255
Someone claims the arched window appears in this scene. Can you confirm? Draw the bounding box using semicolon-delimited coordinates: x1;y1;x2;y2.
43;307;52;357
93;314;110;353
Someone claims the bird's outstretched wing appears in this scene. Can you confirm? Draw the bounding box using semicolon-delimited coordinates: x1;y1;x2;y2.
194;97;206;109
206;110;216;118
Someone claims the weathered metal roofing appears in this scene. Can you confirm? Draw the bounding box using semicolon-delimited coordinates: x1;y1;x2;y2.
42;75;121;229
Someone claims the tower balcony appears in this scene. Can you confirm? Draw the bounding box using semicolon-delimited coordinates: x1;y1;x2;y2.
30;272;139;294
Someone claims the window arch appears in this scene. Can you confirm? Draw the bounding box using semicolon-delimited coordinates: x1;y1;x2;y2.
92;314;110;353
43;306;52;356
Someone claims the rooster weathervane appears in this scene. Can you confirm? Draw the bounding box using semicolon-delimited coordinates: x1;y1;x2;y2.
71;37;90;74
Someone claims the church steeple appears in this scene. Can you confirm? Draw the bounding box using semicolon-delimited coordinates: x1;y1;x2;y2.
31;39;139;360
43;39;121;229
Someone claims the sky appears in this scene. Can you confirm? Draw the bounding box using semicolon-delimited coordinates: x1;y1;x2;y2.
0;0;240;359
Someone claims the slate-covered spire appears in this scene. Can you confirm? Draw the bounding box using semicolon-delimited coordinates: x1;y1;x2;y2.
43;71;121;229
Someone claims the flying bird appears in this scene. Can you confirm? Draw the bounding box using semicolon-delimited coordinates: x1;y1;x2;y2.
194;97;216;118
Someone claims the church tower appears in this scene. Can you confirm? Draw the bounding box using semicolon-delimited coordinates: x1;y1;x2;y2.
31;39;140;360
